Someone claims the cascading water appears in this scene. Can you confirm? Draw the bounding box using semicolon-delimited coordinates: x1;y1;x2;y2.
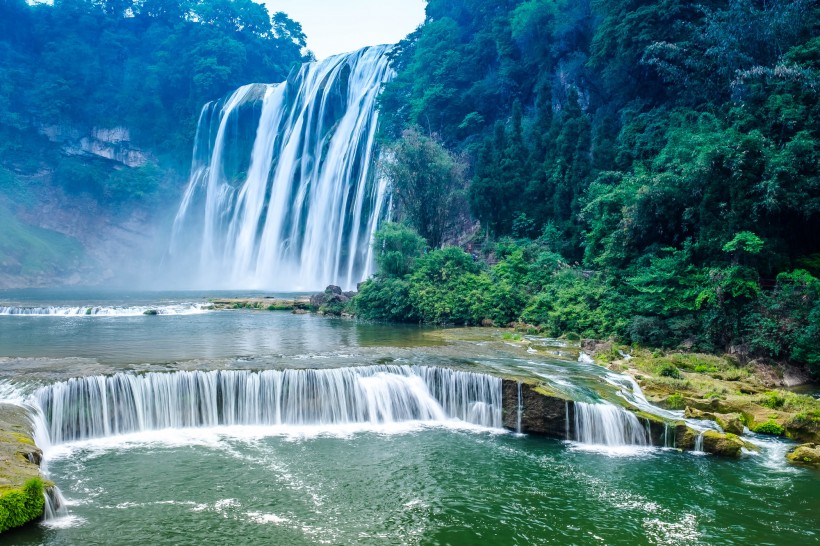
0;304;209;316
516;382;523;434
33;366;502;444
573;401;651;447
169;45;394;290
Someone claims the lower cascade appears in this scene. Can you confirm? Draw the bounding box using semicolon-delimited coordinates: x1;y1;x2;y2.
33;366;502;444
573;401;651;447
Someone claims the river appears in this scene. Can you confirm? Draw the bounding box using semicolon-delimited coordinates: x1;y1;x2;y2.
1;290;817;545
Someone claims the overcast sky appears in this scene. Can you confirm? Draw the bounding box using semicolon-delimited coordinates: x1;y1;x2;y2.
266;0;426;60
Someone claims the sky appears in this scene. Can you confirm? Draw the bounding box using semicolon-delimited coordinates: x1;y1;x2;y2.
266;0;426;60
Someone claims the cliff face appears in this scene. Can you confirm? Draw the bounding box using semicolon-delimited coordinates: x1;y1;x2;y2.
39;125;150;168
0;127;180;289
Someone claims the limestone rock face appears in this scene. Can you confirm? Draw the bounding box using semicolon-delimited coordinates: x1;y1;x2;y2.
786;443;820;468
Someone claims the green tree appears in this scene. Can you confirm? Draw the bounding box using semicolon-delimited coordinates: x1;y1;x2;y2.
384;128;468;248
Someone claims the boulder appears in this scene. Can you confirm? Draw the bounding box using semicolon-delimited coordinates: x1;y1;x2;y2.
785;443;820;468
702;430;746;458
715;413;745;435
326;285;343;295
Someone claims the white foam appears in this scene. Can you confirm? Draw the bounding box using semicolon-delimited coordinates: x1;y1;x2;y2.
0;303;211;317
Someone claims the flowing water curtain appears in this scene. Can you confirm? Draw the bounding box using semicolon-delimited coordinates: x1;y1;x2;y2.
170;46;395;290
34;366;503;444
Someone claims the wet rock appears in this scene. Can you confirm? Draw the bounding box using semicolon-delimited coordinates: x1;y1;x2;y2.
326;285;343;295
785;443;820;468
715;413;745;435
685;407;744;435
702;430;746;458
501;380;570;438
685;406;714;420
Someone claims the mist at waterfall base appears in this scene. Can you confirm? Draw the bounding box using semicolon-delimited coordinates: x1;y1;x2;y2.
1;300;819;545
162;46;393;292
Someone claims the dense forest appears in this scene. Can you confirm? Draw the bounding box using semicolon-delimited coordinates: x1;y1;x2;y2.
356;0;820;375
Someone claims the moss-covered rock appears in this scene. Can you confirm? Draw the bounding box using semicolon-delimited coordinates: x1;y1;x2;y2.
785;443;820;469
0;404;48;534
702;430;748;458
715;413;745;435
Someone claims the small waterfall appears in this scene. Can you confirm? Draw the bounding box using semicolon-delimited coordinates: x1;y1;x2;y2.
694;431;705;453
43;486;68;521
169;45;394;291
33;366;503;444
662;423;675;448
573;402;651;447
516;382;523;434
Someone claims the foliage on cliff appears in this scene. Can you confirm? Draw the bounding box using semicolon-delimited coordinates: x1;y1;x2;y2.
0;0;306;156
374;0;820;373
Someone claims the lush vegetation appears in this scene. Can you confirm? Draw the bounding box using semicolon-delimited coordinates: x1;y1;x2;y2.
0;0;306;157
369;0;820;375
0;478;45;533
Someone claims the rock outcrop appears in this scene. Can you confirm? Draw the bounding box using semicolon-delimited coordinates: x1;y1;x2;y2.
786;443;820;469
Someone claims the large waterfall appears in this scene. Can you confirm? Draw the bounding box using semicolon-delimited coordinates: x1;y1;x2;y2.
169;46;393;290
33;366;503;444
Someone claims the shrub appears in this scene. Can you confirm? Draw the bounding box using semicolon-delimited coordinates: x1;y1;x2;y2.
657;363;682;379
753;421;785;436
666;392;685;409
0;477;45;533
353;278;417;322
760;391;785;409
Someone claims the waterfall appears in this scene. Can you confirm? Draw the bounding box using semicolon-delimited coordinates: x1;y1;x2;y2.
694;431;705;453
573;401;651;447
43;486;69;521
33;366;503;444
516;382;523;434
169;45;394;291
